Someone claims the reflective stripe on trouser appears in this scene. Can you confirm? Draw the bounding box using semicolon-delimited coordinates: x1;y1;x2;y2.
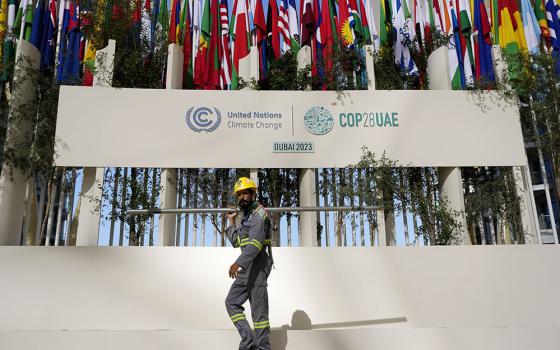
225;280;271;350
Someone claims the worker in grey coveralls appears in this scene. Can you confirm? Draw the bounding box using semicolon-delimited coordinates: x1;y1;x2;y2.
225;177;273;350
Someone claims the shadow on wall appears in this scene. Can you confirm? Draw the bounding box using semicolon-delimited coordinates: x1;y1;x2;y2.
271;310;407;350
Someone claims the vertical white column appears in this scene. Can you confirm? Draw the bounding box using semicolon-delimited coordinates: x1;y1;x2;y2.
299;169;318;246
492;45;540;244
0;41;40;245
157;44;184;246
250;46;259;82
427;47;470;245
75;40;116;246
296;46;318;247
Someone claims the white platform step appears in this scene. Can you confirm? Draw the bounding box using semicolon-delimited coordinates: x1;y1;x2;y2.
2;328;559;350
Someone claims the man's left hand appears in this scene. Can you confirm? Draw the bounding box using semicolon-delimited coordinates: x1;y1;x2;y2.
229;263;241;278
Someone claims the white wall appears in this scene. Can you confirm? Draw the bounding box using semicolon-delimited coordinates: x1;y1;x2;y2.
1;246;559;332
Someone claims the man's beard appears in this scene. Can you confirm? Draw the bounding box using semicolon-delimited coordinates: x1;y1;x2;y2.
238;199;254;210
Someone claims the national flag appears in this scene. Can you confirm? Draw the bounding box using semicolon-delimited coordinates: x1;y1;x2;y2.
1;0;16;81
219;0;231;88
448;0;464;89
392;0;417;74
267;0;280;60
521;0;541;53
0;0;8;62
380;0;391;47
40;0;57;71
534;0;550;45
182;0;193;88
321;0;335;82
230;0;250;89
157;0;169;38
472;0;495;81
60;0;81;84
253;0;267;79
312;0;323;78
300;0;314;46
29;0;44;50
339;0;355;47
348;0;364;44
545;0;560;72
169;0;181;43
56;0;70;79
360;0;376;45
288;0;300;51
498;0;527;54
82;40;95;86
195;0;210;86
278;0;290;53
458;0;474;85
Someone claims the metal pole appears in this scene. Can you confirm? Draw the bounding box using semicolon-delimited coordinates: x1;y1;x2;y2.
126;206;382;216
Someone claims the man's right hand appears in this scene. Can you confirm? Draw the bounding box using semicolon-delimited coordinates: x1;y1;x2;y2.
227;207;238;226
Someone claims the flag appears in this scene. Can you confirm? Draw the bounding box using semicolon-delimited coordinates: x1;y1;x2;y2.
40;0;57;71
278;0;290;53
300;0;314;46
448;0;464;89
267;0;280;60
1;0;15;81
360;0;375;45
321;0;334;82
534;0;550;46
288;0;300;51
56;0;70;79
61;0;81;83
472;0;495;81
545;0;560;72
380;0;391;47
183;0;193;88
82;40;95;86
458;0;474;85
392;0;417;74
219;0;231;88
195;0;210;86
206;0;221;88
169;0;181;43
312;0;323;78
29;0;44;50
253;0;267;79
157;0;169;38
230;0;250;89
348;0;364;44
521;0;541;53
339;0;355;47
498;0;526;54
0;0;8;62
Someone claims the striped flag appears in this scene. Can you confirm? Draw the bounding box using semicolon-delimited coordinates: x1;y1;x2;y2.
169;0;181;44
278;0;290;53
219;0;231;88
520;0;541;53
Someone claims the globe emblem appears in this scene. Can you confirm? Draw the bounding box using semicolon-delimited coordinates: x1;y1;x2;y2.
304;106;334;135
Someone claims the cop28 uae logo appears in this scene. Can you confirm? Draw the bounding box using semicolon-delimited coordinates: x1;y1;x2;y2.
304;106;334;135
186;107;222;132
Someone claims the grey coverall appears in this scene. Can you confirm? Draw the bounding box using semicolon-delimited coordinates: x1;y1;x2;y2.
225;204;273;350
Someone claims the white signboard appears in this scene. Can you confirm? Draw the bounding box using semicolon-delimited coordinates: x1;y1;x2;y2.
55;86;526;168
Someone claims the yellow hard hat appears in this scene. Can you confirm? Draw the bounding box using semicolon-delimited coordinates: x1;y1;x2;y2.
234;177;257;194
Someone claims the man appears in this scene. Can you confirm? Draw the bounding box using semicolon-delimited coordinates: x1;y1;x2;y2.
224;177;273;350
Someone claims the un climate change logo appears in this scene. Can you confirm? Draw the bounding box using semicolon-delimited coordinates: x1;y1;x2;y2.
186;106;222;133
304;106;334;135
